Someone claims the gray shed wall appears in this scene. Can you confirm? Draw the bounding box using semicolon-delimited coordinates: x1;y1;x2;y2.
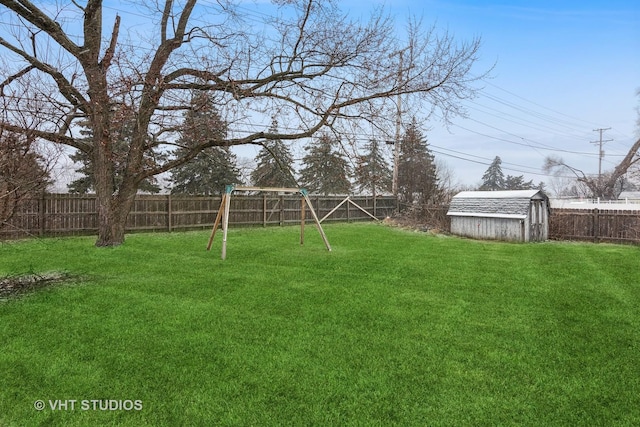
528;198;548;241
451;216;525;242
447;190;549;242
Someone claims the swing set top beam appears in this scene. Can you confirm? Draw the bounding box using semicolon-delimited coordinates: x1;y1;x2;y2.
228;186;306;194
211;185;331;259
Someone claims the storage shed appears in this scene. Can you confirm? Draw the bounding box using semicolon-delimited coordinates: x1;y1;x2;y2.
447;190;549;242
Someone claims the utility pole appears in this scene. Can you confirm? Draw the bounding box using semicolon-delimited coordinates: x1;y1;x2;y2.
590;128;613;180
389;47;409;199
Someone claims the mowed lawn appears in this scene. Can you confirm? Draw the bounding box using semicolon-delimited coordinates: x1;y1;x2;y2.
1;223;639;426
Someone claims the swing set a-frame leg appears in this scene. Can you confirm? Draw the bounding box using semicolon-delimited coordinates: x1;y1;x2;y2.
220;190;231;260
301;192;332;252
207;186;331;259
206;193;226;251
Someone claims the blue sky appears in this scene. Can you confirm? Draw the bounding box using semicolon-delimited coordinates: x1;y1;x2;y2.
37;0;639;192
337;0;639;189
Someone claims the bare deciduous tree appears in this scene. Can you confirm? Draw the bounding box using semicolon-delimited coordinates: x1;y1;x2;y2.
0;0;486;246
0;130;52;233
544;90;640;200
0;80;56;233
543;137;640;200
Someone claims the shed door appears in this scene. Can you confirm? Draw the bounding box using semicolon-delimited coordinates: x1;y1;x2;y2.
529;200;544;241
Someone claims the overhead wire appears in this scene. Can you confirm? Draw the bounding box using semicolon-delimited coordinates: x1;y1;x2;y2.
2;0;636;183
224;120;577;180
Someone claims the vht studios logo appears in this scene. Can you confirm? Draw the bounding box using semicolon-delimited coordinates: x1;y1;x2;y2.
34;399;143;411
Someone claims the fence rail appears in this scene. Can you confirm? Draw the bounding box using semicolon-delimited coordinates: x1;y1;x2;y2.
0;193;397;239
549;208;640;244
3;197;639;245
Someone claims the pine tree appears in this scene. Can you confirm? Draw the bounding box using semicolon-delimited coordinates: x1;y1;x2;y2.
169;93;241;195
479;156;506;191
67;108;163;194
354;138;392;197
397;119;440;205
250;119;297;188
504;174;536;190
170;148;241;195
299;133;351;195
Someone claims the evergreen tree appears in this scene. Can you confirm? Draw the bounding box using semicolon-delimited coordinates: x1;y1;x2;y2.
250;119;297;188
67;107;163;194
170;148;241;195
504;174;536;190
397;119;441;204
354;138;392;197
479;156;505;191
67;150;97;194
169;93;241;195
299;133;351;195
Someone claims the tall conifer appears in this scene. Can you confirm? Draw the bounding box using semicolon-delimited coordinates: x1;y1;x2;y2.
251;119;297;188
170;93;241;195
299;133;351;195
354;138;392;197
397;119;441;205
479;156;506;191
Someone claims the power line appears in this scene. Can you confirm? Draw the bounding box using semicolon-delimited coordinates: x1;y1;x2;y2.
2;0;636;184
483;80;608;130
590;127;613;179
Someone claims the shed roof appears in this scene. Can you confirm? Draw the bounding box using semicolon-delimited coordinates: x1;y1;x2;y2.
447;190;546;219
452;190;542;199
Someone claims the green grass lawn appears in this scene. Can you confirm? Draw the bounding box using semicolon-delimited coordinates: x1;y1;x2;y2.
1;223;639;426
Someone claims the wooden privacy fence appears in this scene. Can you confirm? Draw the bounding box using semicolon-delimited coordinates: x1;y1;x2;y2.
0;193;397;239
4;196;638;245
549;208;640;244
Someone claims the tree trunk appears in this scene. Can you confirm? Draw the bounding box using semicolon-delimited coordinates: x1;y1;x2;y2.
95;191;136;247
92;128;138;246
95;203;125;247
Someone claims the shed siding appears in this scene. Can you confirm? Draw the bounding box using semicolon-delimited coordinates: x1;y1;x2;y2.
529;198;548;241
451;216;525;242
447;190;549;242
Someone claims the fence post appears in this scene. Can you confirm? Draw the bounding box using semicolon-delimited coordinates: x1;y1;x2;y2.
167;194;172;232
373;196;377;219
279;195;284;226
593;208;599;243
263;194;267;227
39;192;46;236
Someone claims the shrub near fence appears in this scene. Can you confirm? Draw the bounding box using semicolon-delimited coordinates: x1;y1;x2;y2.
0;193;397;239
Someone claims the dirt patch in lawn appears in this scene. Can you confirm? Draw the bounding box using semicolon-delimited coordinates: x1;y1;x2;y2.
0;272;75;301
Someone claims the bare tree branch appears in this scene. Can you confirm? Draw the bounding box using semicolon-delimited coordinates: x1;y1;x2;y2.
0;0;487;245
1;0;81;54
0;65;35;96
543;137;640;199
99;15;121;71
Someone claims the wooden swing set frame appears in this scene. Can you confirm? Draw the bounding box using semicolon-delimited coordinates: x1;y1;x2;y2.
206;185;332;260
